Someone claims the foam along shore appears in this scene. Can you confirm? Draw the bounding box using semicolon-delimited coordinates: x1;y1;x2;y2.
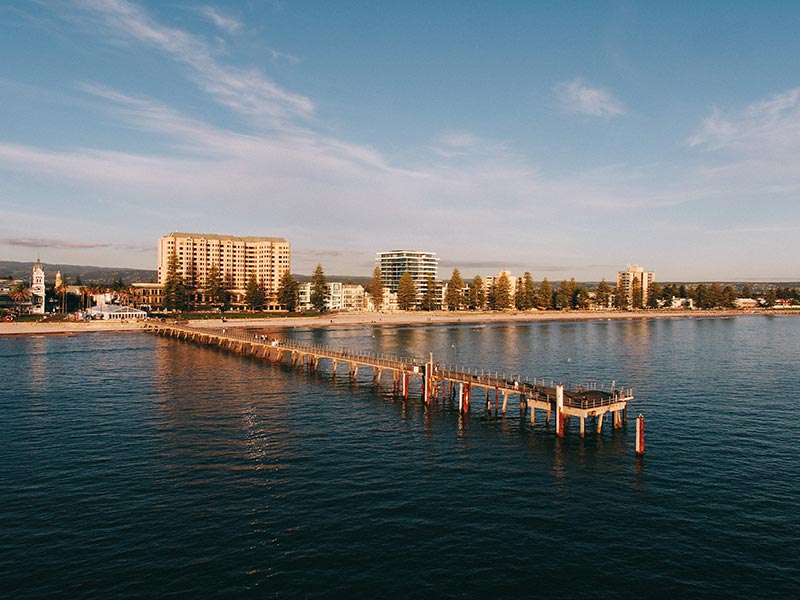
1;308;791;337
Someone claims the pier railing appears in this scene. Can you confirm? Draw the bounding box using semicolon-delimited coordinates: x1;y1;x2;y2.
148;322;632;409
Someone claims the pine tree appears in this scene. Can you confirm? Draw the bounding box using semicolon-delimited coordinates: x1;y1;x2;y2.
469;275;485;310
595;279;611;309
537;278;553;310
555;280;572;309
421;276;438;311
244;273;265;311
397;271;417;310
310;264;328;312
444;268;464;311
494;272;512;310
163;252;188;312
631;278;644;309
204;265;226;309
521;272;536;310
647;281;662;308
368;267;384;311
277;271;300;312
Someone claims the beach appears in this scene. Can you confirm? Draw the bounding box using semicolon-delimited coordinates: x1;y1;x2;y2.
0;308;787;336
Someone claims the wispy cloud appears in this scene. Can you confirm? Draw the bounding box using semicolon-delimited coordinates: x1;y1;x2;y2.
74;0;313;124
554;78;625;117
0;237;110;249
689;88;800;154
197;5;240;34
268;48;301;65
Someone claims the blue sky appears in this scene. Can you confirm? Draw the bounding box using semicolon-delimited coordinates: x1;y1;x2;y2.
1;1;799;281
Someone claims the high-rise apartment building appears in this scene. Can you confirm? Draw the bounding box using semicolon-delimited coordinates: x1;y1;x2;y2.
377;250;439;301
617;264;654;309
158;232;290;305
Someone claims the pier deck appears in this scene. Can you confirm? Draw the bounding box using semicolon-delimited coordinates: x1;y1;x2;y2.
145;321;634;438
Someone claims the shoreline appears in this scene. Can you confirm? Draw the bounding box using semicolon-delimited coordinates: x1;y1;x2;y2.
1;308;795;337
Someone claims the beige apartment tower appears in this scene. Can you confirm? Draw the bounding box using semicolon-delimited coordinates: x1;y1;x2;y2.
617;264;654;309
158;232;290;305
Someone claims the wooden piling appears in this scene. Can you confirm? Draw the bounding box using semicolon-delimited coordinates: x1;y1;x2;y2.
636;414;645;455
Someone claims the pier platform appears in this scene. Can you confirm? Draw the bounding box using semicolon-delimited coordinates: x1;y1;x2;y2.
145;322;634;438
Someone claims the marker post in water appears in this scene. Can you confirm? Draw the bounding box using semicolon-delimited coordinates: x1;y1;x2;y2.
636;414;645;456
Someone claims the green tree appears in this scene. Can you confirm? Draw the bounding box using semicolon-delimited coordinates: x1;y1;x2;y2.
444;268;464;311
368;267;384;311
494;272;512;310
10;282;30;315
693;284;709;308
54;277;68;314
537;278;553;310
614;284;627;309
244;273;265;311
647;281;662;309
555;280;572;309
397;271;417;310
740;283;753;299
765;287;778;308
468;275;485;310
162;252;188;312
521;272;537;310
631;278;644;309
204;265;227;309
421;276;438;311
277;271;300;312
722;285;737;308
310;264;328;312
574;285;590;309
708;283;723;308
595;279;611;309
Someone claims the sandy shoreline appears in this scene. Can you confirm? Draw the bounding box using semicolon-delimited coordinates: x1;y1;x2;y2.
1;308;793;337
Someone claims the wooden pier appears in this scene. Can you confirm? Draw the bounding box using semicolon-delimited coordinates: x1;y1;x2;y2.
145;322;635;439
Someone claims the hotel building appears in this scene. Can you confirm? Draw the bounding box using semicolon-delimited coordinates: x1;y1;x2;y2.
617;264;654;309
158;232;290;308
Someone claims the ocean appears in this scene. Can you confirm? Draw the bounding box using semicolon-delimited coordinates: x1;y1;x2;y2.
1;315;798;598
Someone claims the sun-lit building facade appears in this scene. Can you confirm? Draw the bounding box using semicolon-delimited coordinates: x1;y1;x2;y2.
158;232;290;308
617;264;655;309
377;250;438;301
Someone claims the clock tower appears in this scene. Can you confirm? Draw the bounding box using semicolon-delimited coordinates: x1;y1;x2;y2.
31;258;45;315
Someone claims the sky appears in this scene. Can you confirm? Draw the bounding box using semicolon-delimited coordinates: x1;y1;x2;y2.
1;1;799;281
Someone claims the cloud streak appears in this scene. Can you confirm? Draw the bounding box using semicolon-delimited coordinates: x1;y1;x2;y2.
689;88;800;155
74;0;313;124
554;78;625;117
198;5;241;34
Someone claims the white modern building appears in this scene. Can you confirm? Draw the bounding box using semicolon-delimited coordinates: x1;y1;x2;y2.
298;281;344;311
377;250;438;302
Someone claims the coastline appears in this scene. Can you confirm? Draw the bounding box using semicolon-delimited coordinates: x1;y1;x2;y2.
1;308;794;337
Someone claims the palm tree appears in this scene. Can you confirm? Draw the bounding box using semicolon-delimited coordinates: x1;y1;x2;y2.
55;280;67;314
10;282;31;316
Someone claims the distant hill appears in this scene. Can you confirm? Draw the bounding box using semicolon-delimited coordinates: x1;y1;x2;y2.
0;260;157;285
0;260;372;287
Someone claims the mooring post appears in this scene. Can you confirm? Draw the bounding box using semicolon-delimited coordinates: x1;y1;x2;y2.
502;390;509;414
580;416;585;438
555;384;565;437
636;414;645;455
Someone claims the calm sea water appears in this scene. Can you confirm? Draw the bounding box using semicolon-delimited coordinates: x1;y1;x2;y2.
1;316;798;599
